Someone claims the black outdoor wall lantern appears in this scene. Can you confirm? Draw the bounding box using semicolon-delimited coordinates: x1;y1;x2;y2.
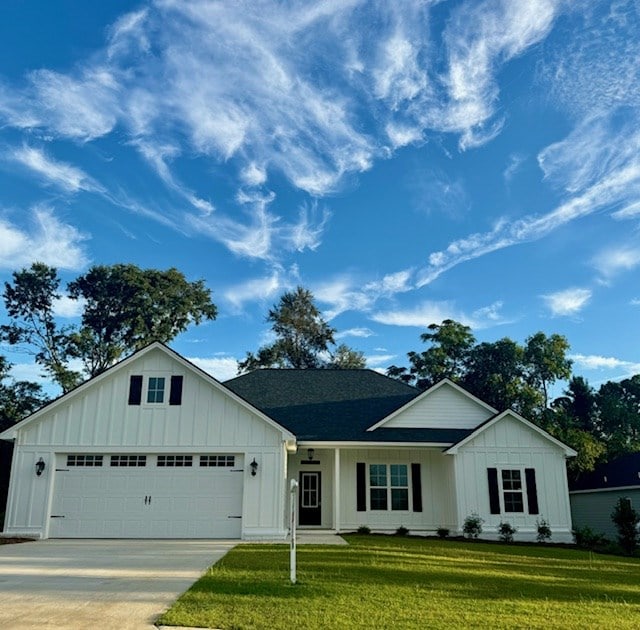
250;458;258;476
35;457;45;476
307;448;315;461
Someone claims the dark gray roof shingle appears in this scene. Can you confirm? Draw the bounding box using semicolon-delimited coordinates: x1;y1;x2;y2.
225;369;473;444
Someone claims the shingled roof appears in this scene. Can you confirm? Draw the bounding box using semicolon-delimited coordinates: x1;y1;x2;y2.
570;452;640;491
224;369;473;444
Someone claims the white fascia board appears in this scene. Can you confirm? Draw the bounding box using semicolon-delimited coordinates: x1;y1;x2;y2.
294;441;452;449
366;378;498;432
445;409;577;456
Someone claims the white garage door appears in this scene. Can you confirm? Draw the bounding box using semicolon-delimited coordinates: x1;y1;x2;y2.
49;453;244;538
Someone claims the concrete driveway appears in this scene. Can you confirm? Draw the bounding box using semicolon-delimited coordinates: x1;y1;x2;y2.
0;539;236;630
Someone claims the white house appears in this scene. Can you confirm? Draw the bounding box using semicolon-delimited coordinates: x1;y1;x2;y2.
1;343;576;542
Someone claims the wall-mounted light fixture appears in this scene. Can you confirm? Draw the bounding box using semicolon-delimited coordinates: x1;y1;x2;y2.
307;448;315;461
250;458;258;476
35;458;45;477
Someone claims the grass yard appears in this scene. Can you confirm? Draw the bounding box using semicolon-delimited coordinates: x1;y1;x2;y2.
158;535;640;629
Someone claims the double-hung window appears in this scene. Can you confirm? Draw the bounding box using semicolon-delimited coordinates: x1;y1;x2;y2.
369;464;409;511
501;469;524;512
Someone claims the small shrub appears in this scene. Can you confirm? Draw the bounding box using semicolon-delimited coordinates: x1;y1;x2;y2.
356;525;371;535
463;513;484;539
573;525;608;550
498;521;517;543
395;525;409;536
536;517;552;543
436;527;450;539
611;497;640;556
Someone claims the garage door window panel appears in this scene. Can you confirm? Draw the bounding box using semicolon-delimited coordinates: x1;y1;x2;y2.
200;455;235;467
110;455;147;467
66;454;103;467
157;455;193;467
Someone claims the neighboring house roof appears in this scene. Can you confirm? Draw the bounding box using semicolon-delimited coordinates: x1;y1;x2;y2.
0;342;295;442
570;452;640;492
224;369;472;443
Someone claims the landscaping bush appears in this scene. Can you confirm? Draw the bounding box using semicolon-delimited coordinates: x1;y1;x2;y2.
463;513;483;538
611;497;640;556
498;521;517;543
573;525;609;550
356;525;371;535
436;527;450;539
395;525;409;536
536;517;552;543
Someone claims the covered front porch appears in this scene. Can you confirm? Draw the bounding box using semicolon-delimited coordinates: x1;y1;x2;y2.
286;445;458;534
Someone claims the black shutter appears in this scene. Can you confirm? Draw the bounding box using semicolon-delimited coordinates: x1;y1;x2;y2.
525;468;539;514
487;468;501;514
169;375;183;405
128;375;143;405
411;463;423;512
356;462;366;512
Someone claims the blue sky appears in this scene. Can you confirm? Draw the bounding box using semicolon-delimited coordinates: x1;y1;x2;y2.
0;0;639;394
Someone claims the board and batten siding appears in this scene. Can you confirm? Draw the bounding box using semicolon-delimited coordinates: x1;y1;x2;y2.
337;448;457;532
3;347;289;539
380;384;494;430
453;415;573;542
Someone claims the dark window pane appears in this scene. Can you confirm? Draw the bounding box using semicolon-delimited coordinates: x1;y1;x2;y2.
370;488;388;510
391;488;409;510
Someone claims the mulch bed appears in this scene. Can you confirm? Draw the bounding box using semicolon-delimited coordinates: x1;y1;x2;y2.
0;537;36;545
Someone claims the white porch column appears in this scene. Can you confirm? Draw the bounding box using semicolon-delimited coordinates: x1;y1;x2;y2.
333;447;341;532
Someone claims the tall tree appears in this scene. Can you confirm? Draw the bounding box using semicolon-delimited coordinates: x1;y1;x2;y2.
387;319;475;389
67;265;217;376
238;287;364;372
463;339;542;417
2;262;217;390
597;376;640;457
1;263;80;391
524;332;572;409
328;344;366;369
239;287;335;371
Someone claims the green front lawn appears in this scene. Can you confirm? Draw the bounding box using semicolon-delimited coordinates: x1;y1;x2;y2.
158;536;640;629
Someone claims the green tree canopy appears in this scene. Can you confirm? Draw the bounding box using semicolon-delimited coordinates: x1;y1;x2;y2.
238;286;364;372
2;262;217;391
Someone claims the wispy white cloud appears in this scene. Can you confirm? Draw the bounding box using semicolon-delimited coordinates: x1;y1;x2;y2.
503;153;526;182
592;245;640;281
0;0;572;262
335;327;375;339
417;111;640;286
571;353;640;379
365;353;396;368
187;356;239;382
371;299;508;329
438;0;559;149
0;206;89;270
223;271;285;311
542;288;591;317
540;0;640;118
10;145;102;193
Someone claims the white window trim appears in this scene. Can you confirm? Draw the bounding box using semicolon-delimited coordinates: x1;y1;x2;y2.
498;467;528;514
143;373;171;407
368;463;411;512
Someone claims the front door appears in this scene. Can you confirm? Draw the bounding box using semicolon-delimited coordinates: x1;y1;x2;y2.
299;471;321;526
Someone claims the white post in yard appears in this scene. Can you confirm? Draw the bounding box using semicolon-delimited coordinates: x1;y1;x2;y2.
290;478;298;584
